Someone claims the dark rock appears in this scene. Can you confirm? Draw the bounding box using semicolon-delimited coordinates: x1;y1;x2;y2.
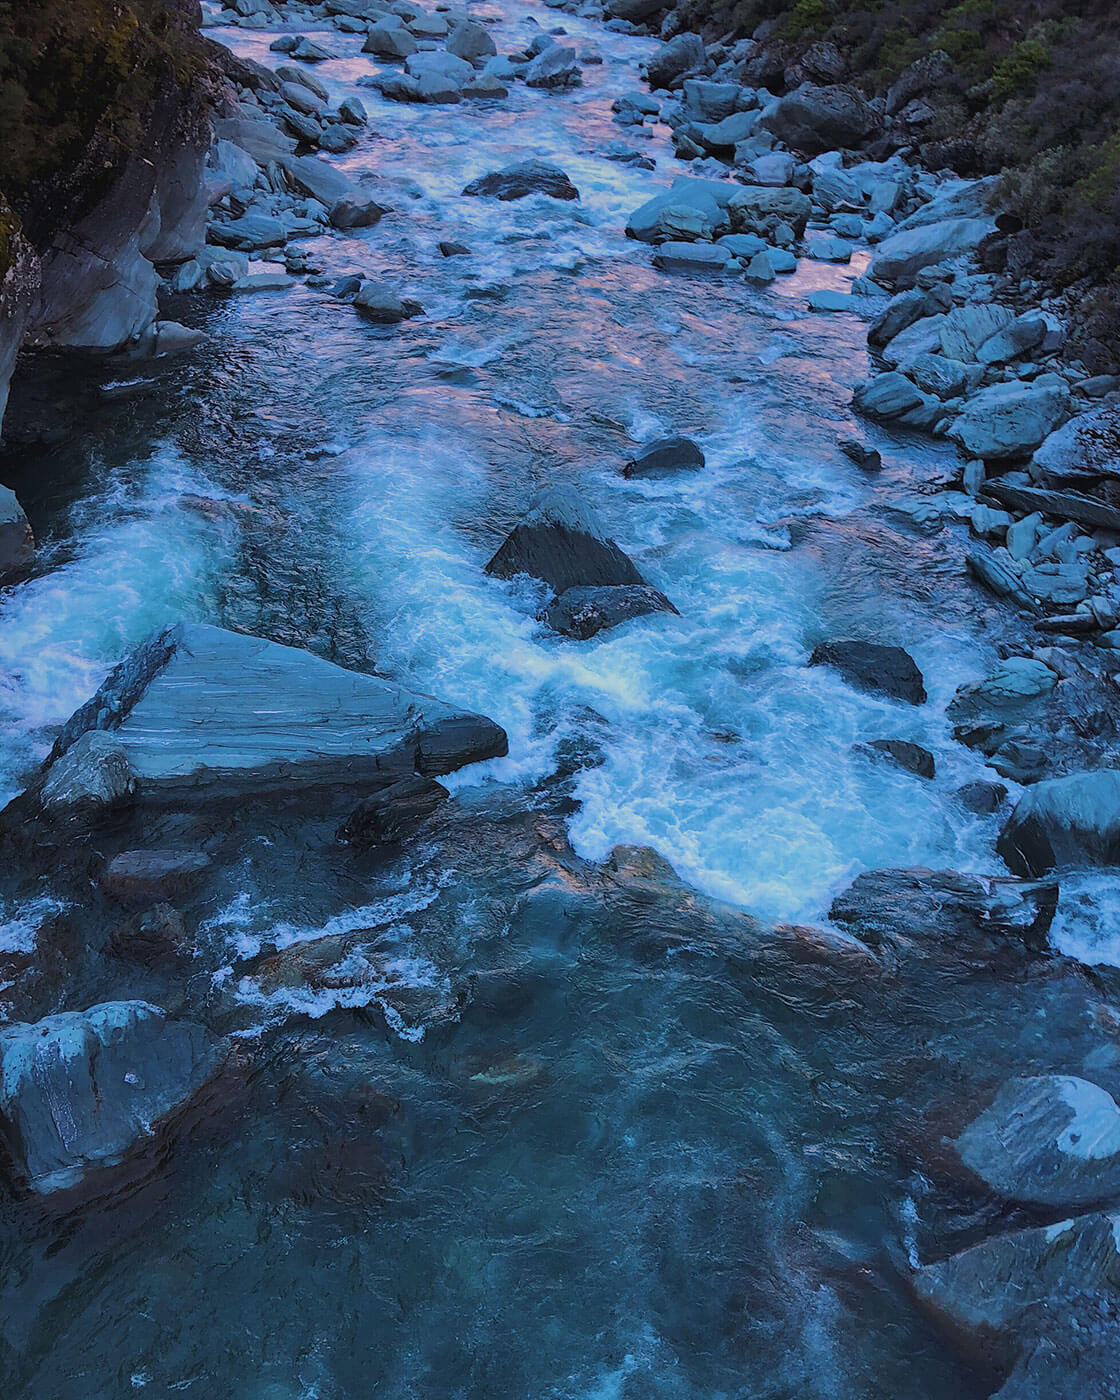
486;488;645;595
858;739;935;778
101;849;212;910
758;83;880;155
0;1002;223;1196
985;481;1120;534
622;435;705;477
997;771;1120;876
353;281;423;323
542;585;679;639
839;438;882;472
338;775;450;847
328;197;387;231
645;33;706;91
0;484;35;581
439;241;471;256
956;780;1008;815
809;640;926;705
524;45;581;89
955;1075;1120;1209
109;903;192;966
462;161;579;201
27;622;507;816
1033;401;1120;485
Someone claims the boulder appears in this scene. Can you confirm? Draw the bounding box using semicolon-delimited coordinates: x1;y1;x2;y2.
329;197;387;230
626;178;736;243
652;242;731;272
338;774;449;846
983;481;1120;534
0;484;34;581
462;161;579;201
623;436;705;477
809;640;926;705
279;80;324;115
869;216;996;287
101;849;213;910
542;585;678;640
997;771;1120;876
758;83;880;155
353;281;422;323
486;488;645;594
939;303;1014;362
206;213;287;251
852;372;939;429
30;622;507;813
275;64;329;101
213;116;297;166
363;23;418;58
949;378;1071;461
446;19;496;64
857;739;935;778
646;34;705;92
405;50;475;88
1033;401;1120;484
0;1002;223;1195
728;185;811;238
955;1076;1120;1209
280;154;357;208
525;45;581;90
337;96;368;127
880;313;946;366
868;283;952;347
976;309;1063;365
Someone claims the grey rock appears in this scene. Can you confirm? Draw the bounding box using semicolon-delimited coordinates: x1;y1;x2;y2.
446;18;497;64
626;177;737;243
0;484;34;581
1033;401;1120;484
542;585;679;639
338;774;449;846
230;272;294;292
868;283;952;347
281;154;358;207
32;622;507;812
977;309;1063;365
525;45;581;89
463;161;578;201
652;242;731;272
623;436;705;476
880;313;946;367
212;116;296;166
956;780;1008;814
0;1002;222;1195
353;280;422;323
728;184;811;238
939;303;1014;362
869;216;996;288
646;33;705;91
363;22;418;58
406;50;474;87
743;251;777;283
956;1075;1120;1209
486;487;645;594
758;83;880;155
812;167;864;213
998;770;1120;876
857;739;935;778
101;849;213;910
337;96;368;126
809;640;926;705
902;352;977;401
275;64;330;101
985;481;1120;534
329;196;387;230
279;80;324;114
852;371;939;429
742;151;795;186
949;378;1071;461
206;213;287;251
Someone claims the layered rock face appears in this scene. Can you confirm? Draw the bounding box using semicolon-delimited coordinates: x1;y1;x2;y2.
0;0;215;434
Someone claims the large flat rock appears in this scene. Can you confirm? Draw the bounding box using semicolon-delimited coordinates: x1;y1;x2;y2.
33;622;507;812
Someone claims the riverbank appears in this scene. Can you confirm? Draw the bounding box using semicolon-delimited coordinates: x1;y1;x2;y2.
0;1;1119;1396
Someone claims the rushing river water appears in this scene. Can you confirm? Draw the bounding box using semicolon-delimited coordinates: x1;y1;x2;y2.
1;4;1112;1397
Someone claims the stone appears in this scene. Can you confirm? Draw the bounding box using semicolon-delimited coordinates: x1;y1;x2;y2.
486;487;645;595
275;64;330;101
839;439;881;472
852;372;939;428
212;116;296;167
290;37;335;62
758;83;879;155
956;780;1007;814
984;482;1120;535
626;178;736;243
812;167;864;213
623;436;705;477
101;849;213;910
407;12;448;37
728;185;811;239
939;303;1014;362
857;739;935;778
998;770;1120;876
646;34;705;92
353;281;422;323
463;76;509;100
0;484;34;581
880;313;946;366
693;111;758;154
542;585;679;640
280;154;357;208
0;1002;222;1195
949;379;1071;461
868;284;952;347
652;242;731;272
406;50;474;87
804;234;852;263
955;1076;1120;1209
810;640;926;705
902;352;976;400
869;216;996;288
446;18;496;64
525;45;580;89
681;79;740;122
30;623;507;813
337;96;368;126
363;22;418;58
230;272;294;292
1033;401;1120;484
742;152;795;187
109;903;190;966
463;161;579;201
279;80;324;115
329;197;387;230
977;309;1064;365
808;290;853;312
338;774;449;846
206;213;287;251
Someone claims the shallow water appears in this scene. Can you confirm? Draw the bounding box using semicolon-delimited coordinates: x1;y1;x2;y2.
0;3;1100;1396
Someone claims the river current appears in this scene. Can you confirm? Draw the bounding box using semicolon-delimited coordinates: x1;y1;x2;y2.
0;3;1108;1395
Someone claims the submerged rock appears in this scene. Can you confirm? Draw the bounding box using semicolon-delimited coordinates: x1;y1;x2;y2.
27;622;507;815
810;640;926;705
338;774;450;847
462;161;579;201
623;436;705;477
542;584;678;639
997;770;1120;876
0;1002;223;1195
101;849;213;910
955;1075;1120;1209
486;488;645;595
857;739;935;778
0;484;34;581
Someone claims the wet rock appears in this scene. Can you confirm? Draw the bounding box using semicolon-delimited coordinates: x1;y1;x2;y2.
808;289;853;312
281;154;359;208
902;352;977;401
290;37;335;62
542;584;679;639
446;18;497;64
868;283;952;348
207;213;287;251
0;1002;223;1196
439;241;470;257
28;622;508;814
949;378;1071;461
353;281;423;323
463;75;509;100
338;775;450;847
525;45;581;89
337;96;368;126
329;197;387;231
810;640;926;705
857;739;935;778
652;242;731;272
852;372;940;429
101;849;213;910
109;903;191;966
997;771;1120;877
626;179;734;243
956;780;1008;814
0;484;34;581
645;33;705;91
758;83;880;155
839;439;881;472
486;487;645;595
279;80;324;115
623;436;705;477
463;161;579;201
231;272;293;293
955;1075;1120;1209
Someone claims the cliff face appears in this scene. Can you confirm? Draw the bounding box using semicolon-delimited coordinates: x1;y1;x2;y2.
0;0;215;430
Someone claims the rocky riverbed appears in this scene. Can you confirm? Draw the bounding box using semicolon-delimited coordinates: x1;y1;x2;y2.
1;0;1120;1396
